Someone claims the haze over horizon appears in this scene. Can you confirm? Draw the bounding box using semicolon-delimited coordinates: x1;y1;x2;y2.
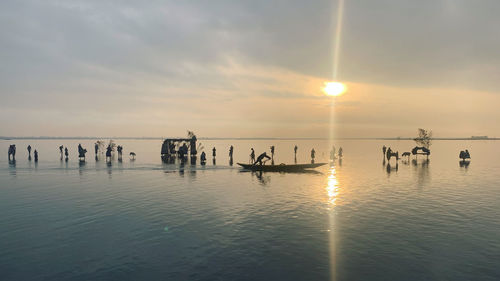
2;0;500;138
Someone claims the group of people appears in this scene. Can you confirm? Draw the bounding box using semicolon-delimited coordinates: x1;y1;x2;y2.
8;144;38;162
246;145;342;165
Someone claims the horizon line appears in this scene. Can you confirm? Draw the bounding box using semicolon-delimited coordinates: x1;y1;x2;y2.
1;136;498;141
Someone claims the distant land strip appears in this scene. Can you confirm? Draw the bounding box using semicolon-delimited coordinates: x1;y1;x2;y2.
1;136;499;141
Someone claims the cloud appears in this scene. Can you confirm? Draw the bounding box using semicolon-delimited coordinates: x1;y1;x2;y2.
0;0;499;137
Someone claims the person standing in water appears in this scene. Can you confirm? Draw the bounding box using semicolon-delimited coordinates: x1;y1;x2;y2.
59;145;64;159
34;150;38;162
27;145;32;159
250;148;255;164
64;147;69;160
212;147;216;158
229;145;234;159
338;147;343;158
94;143;99;155
311;148;316;164
382;145;387;157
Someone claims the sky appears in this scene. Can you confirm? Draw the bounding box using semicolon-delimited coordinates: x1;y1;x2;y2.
1;0;500;138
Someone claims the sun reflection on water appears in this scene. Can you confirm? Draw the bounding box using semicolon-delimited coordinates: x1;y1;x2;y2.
327;164;341;281
327;166;339;207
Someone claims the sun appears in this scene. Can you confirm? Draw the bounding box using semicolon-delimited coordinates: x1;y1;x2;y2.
323;82;346;97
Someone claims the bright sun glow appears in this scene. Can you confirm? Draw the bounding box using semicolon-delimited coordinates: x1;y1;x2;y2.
323;82;346;97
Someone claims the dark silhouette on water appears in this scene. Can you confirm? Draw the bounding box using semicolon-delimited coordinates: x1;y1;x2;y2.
129;152;136;160
270;146;275;161
94;143;99;155
59;145;64;159
386;147;399;162
34;149;38;162
253;152;271;166
27;145;32;159
200;151;206;165
117;145;123;160
311;148;316;164
459;149;471;161
64;147;69;161
229;145;234;166
106;145;112;162
412;146;430;159
382;145;387;158
78;144;87;162
401;152;411;160
161;132;198;162
8;145;16;161
212;147;216;159
250;148;255;164
338;147;343;159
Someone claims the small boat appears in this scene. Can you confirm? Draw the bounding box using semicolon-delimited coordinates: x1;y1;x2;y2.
237;162;327;172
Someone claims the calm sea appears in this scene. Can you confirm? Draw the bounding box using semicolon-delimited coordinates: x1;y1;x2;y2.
1;139;499;281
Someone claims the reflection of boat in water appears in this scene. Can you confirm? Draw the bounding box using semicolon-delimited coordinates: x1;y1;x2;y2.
237;162;326;172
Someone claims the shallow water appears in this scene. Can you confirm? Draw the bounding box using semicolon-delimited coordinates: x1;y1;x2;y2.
1;139;499;281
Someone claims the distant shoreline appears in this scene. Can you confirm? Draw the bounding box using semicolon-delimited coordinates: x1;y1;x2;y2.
1;137;498;141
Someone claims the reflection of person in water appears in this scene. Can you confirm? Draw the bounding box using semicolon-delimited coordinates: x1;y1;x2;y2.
253;152;271;166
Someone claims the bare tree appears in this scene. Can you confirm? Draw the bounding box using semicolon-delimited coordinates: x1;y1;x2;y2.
187;130;196;139
414;128;432;148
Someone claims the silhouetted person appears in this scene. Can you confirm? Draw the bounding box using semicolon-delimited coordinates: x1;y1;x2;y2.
59;145;64;159
311;148;316;164
106;145;112;162
117;145;123;159
64;147;69;159
8;144;16;161
212;147;216;158
94;143;99;155
229;145;234;158
130;152;136;160
78;144;87;161
270;146;275;161
253;152;271;166
294;145;298;158
27;145;32;158
200;151;206;164
382;145;387;157
250;148;255;164
34;150;38;162
338;147;343;158
459;149;471;161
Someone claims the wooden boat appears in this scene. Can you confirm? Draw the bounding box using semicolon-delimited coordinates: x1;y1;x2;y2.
237;162;327;172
